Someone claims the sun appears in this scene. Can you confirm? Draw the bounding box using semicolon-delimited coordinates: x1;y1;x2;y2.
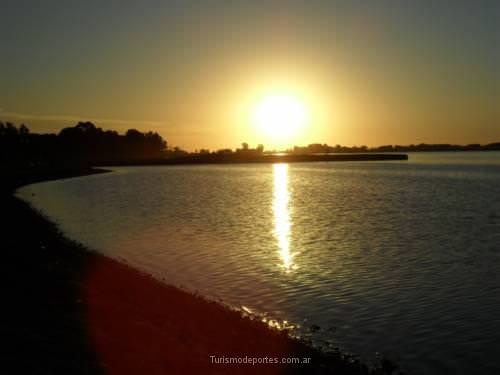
252;94;309;145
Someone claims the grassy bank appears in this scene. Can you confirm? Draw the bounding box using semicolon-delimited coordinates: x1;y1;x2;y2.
1;168;398;375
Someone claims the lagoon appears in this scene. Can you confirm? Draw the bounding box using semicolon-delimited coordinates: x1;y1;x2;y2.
17;152;500;374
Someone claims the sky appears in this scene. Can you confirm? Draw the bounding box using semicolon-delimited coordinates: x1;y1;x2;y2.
1;0;499;150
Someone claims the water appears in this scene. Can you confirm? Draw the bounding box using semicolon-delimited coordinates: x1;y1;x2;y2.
17;152;500;374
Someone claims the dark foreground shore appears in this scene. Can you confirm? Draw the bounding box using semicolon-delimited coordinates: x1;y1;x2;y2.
1;168;398;375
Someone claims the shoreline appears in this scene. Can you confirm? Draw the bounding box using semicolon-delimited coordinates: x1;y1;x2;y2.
95;153;408;167
2;168;397;374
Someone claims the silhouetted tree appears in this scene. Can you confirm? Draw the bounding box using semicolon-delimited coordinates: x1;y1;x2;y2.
0;122;168;167
2;121;500;169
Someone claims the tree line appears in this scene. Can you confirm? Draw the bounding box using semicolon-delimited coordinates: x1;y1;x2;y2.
2;121;499;169
0;121;168;168
290;142;500;154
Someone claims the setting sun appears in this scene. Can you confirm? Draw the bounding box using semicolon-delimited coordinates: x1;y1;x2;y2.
252;94;309;146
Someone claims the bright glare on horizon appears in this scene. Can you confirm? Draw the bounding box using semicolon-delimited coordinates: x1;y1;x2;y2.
252;94;309;147
2;2;499;149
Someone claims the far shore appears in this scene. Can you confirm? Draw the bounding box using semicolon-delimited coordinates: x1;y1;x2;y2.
2;167;398;374
96;153;408;167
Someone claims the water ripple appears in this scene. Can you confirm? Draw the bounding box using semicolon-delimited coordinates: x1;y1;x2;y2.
17;152;500;375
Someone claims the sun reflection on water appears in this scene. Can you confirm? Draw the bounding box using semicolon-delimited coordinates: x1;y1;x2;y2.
273;163;296;272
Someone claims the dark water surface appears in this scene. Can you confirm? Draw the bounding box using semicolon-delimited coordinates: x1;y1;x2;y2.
18;152;500;374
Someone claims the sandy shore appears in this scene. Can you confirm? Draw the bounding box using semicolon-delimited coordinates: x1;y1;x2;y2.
1;168;397;374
